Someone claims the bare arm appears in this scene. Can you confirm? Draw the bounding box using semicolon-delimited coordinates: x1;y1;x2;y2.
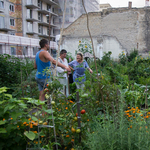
34;60;37;69
88;68;93;73
44;51;71;72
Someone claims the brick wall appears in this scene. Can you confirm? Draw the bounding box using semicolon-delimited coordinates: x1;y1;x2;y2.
63;8;150;55
9;0;22;36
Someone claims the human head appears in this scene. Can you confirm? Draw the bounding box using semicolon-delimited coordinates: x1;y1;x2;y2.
60;49;67;59
76;52;83;62
39;39;49;50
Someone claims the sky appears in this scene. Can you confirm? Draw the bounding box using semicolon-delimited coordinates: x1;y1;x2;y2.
99;0;146;8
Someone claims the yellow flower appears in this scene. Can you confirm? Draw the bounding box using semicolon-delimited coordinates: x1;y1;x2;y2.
85;46;87;48
79;41;81;43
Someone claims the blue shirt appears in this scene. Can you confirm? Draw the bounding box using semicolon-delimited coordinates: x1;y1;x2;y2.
35;50;51;79
68;60;89;83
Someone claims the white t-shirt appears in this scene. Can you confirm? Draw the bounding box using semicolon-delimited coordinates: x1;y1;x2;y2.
56;57;68;78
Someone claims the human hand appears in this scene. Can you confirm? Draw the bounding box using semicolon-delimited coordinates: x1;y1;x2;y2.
89;69;93;74
65;66;71;72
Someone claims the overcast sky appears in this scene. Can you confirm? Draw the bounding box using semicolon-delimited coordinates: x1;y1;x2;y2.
99;0;146;8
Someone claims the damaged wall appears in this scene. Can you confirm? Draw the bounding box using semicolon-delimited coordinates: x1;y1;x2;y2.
62;7;150;59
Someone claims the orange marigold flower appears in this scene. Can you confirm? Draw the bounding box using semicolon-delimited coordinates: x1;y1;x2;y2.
10;118;13;120
66;135;69;137
146;131;149;133
140;114;143;117
125;110;130;113
145;126;148;129
35;141;38;144
33;131;37;133
126;113;129;116
130;125;132;128
3;118;5;121
69;100;74;103
133;111;135;113
41;136;44;138
134;116;136;118
65;107;68;110
128;128;130;130
40;141;42;143
136;107;138;109
148;112;150;114
87;119;89;121
30;124;33;128
146;116;149;118
67;102;68;104
65;147;67;150
71;139;74;142
17;126;19;128
28;118;31;120
23;122;27;125
26;124;29;126
66;131;68;134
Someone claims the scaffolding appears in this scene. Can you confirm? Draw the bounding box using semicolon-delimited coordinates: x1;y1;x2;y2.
0;33;57;59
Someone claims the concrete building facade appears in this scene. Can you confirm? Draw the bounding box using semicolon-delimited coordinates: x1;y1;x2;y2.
0;0;59;57
61;7;150;59
54;0;99;35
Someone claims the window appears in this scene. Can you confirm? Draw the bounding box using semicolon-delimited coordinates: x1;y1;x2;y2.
10;32;15;35
0;16;4;28
47;16;49;23
23;46;28;55
0;45;2;54
38;12;42;21
9;4;14;12
27;22;33;32
47;5;51;11
59;18;61;23
27;9;32;18
47;27;49;35
0;1;4;8
33;47;38;55
52;8;54;13
38;0;42;9
38;25;43;34
11;47;16;55
10;18;15;26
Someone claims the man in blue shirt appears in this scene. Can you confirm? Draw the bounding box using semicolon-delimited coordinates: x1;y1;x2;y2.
34;39;71;101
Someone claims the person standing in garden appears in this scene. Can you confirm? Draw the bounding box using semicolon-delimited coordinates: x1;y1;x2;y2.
56;49;70;97
34;39;71;101
68;52;93;89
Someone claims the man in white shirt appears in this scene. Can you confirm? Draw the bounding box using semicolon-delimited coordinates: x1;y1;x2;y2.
57;49;69;97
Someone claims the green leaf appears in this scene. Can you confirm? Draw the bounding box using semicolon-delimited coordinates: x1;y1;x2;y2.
4;94;12;99
24;131;36;141
0;100;6;105
0;121;6;125
11;112;22;120
0;128;7;133
44;109;54;114
28;115;38;121
4;105;15;113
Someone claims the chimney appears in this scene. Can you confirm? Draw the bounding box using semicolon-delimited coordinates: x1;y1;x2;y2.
128;1;132;9
145;0;149;6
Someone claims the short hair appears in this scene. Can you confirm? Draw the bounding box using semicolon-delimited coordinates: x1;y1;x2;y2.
60;49;67;55
77;52;83;60
39;39;48;48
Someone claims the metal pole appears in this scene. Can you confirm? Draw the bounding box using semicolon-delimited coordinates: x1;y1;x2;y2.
76;92;81;143
48;12;51;54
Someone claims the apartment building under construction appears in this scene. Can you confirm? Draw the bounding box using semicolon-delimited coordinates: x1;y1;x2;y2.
0;0;59;58
0;0;100;58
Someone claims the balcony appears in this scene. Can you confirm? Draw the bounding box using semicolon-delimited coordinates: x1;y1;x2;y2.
38;22;57;27
26;17;39;22
38;33;55;38
37;9;58;16
41;0;58;6
0;7;4;13
0;24;15;32
26;0;39;9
